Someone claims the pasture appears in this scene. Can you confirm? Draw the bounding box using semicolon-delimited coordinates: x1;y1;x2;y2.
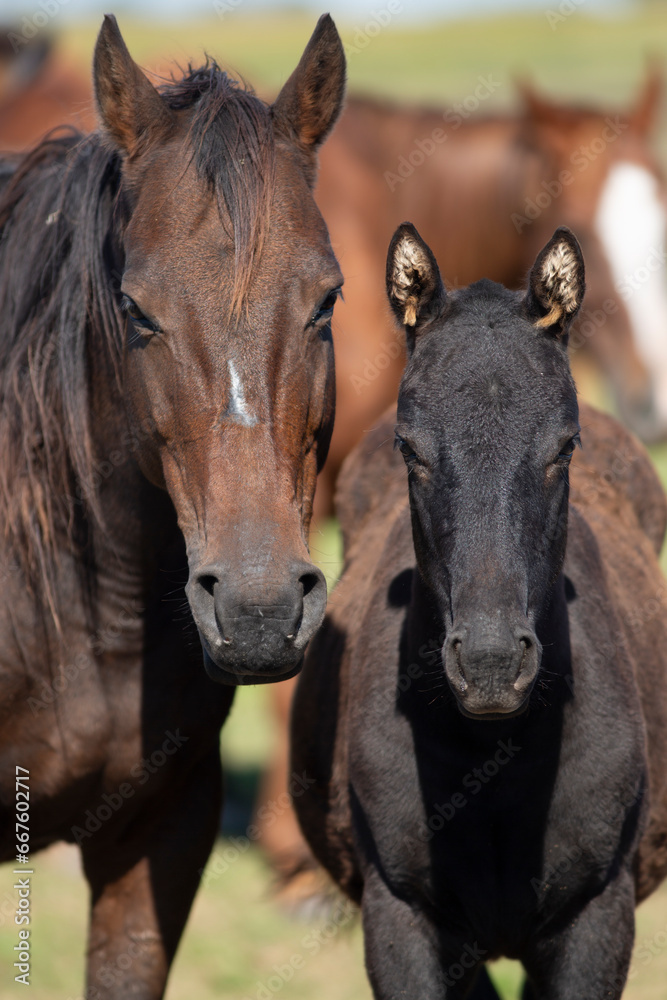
3;3;667;998
1;836;667;1000
2;516;667;998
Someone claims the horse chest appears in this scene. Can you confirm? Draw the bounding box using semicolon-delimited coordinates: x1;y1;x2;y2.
0;550;231;856
354;738;545;925
348;686;641;954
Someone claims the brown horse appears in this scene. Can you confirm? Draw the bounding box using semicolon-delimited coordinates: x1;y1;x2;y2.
291;224;667;998
0;14;344;999
314;73;666;520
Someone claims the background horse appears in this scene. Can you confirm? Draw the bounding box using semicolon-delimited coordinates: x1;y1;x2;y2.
314;72;667;520
0;14;344;999
291;224;667;998
0;30;95;149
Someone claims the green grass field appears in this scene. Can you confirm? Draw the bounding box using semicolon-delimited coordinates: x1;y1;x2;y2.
3;3;667;997
1;513;667;999
56;4;667;117
2;836;667;1000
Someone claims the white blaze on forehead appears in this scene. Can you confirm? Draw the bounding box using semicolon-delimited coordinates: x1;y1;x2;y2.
595;161;667;422
226;359;257;427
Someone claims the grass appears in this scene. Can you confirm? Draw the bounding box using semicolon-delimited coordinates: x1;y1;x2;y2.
4;4;667;998
56;6;667;112
2;508;667;999
0;842;371;1000
1;843;667;999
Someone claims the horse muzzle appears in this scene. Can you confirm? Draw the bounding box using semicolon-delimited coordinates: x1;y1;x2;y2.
443;620;542;718
186;560;327;685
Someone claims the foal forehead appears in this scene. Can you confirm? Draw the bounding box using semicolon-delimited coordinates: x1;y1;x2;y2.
404;286;575;433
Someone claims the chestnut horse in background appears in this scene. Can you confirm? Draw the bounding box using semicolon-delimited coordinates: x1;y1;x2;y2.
0;14;344;999
292;224;667;999
315;71;666;520
0;31;94;148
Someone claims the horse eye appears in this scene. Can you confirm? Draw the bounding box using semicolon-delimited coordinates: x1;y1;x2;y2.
309;287;341;327
394;433;417;463
121;294;159;334
556;434;580;464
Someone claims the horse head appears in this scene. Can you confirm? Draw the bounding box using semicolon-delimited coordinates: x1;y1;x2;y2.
93;15;345;684
519;72;667;440
387;223;584;717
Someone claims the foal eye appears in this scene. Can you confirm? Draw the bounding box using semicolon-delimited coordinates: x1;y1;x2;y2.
394;433;417;463
309;287;341;327
556;434;581;464
121;294;160;335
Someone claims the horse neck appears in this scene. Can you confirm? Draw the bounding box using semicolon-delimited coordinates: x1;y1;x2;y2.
400;116;529;289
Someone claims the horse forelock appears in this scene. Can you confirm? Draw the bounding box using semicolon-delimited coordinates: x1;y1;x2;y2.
160;62;276;316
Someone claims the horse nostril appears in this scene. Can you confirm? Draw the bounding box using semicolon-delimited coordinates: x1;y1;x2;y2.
300;572;320;599
199;574;217;598
292;567;327;649
518;634;537;661
444;635;468;692
514;633;541;692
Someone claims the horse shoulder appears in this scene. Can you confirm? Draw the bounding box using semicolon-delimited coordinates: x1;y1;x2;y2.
571;401;666;555
335;407;407;551
566;444;667;903
294;426;413;899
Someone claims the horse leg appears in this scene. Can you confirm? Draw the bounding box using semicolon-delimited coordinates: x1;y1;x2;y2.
80;746;222;1000
522;871;635;1000
521;979;537;1000
255;674;313;871
360;872;479;999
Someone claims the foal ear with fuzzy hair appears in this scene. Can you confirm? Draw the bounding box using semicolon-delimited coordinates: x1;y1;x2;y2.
524;226;585;339
386;222;447;350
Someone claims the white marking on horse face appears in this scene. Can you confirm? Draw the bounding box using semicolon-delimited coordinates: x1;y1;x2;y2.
595;161;667;423
225;360;257;427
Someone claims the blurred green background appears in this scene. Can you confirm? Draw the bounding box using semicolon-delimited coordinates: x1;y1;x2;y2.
3;3;667;998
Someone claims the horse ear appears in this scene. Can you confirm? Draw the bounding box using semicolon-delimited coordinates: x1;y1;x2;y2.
386;223;447;349
272;14;345;156
93;14;173;157
517;80;575;157
516;79;557;123
525;227;585;340
631;64;662;136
